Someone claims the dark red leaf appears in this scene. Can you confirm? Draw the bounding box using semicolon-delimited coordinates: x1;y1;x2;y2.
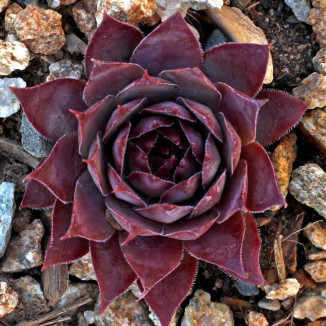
127;143;150;173
136;132;159;154
130;12;202;76
174;148;198;183
159;128;188;148
154;156;178;180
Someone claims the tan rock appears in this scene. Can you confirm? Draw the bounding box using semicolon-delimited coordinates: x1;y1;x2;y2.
69;252;96;281
271;133;297;210
0;282;18;318
308;9;326;46
96;0;157;26
72;2;95;34
258;298;281;311
264;278;300;300
14;4;66;55
5;3;23;33
313;48;326;74
47;0;78;9
247;311;269;326
293;269;317;289
293;73;326;109
305;260;326;282
0;0;9;14
308;249;326;260
206;6;273;84
304;221;326;250
300;108;326;153
312;0;326;7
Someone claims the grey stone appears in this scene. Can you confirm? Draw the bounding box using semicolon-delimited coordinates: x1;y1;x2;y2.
231;0;251;10
258;298;281;311
0;78;26;118
21;113;54;158
69;252;96;281
205;28;231;51
0;182;15;259
46;58;83;81
234;280;259;296
64;33;87;55
285;0;311;22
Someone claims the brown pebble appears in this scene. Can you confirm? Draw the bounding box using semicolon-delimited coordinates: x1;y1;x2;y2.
293;269;318;289
221;296;253;310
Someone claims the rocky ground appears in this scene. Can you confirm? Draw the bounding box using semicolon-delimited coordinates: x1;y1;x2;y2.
0;0;326;325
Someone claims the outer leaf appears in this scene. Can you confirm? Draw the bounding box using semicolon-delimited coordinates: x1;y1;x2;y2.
215;83;267;146
90;232;137;314
144;252;197;326
42;200;89;270
85;13;143;75
130;12;202;76
203;43;269;97
241;142;286;211
10;79;87;142
62;171;114;241
20;180;55;209
84;61;144;105
159;68;221;110
256;90;307;146
185;211;247;278
24;133;85;203
120;233;182;297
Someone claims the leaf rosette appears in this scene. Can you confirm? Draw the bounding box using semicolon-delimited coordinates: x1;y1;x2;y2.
12;13;307;326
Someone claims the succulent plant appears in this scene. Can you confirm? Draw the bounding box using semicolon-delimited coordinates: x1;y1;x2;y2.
12;12;307;325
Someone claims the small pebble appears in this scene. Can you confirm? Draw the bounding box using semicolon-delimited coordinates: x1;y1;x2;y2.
47;0;77;9
285;0;311;22
264;278;300;300
205;28;231;50
308;248;326;260
5;3;23;33
304;221;326;250
0;282;18;317
307;9;326;46
12;209;32;232
72;2;96;34
0;0;10;14
234;280;259;296
69;252;96;281
293;269;318;289
247;311;269;326
46;58;83;81
64;33;87;55
258;298;281;311
84;310;95;324
0;182;15;259
312;0;326;7
305;260;326;282
313;48;326;74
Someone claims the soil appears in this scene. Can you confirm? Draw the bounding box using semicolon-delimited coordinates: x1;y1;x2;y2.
0;0;323;325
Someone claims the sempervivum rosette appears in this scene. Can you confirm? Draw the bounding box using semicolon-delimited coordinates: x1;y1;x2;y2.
11;13;307;326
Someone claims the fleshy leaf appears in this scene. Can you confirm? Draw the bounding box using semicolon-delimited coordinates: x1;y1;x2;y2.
135;204;193;223
90;232;137;313
256;90;307;146
25;133;85;203
154;156;178;180
215;83;267;146
192;170;226;217
62;171;114;241
136;132;159;154
120;233;182;297
174;148;198;183
130;12;202;76
84;133;110;196
185;211;246;278
117;71;180;105
179;98;222;141
159;68;221;110
20;180;55;209
42;200;89;270
108;164;146;206
218;113;241;175
85;13;143;74
84;61;144;105
241;142;286;211
103;98;147;143
144;252;197;326
217;159;248;223
127;143;150;173
159;128;187;148
105;195;163;243
203;43;269;97
10;79;87;142
163;206;219;240
71;95;116;157
161;172;201;203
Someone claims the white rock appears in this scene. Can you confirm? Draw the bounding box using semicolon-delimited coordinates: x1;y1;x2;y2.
0;78;26;118
0;41;30;75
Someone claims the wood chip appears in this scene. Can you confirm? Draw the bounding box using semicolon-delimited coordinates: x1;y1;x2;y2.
274;235;287;282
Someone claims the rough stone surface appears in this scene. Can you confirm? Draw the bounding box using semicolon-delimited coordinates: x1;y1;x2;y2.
21;113;54;159
181;289;234;326
0;281;18;318
5;3;23;33
293;269;318;289
46;58;83;81
305;260;326;282
313;48;326;74
0;41;30;75
14;4;66;55
69;252;96;281
0;182;15;259
234;280;259;296
0;78;26;118
308;249;326;260
289;164;326;218
96;0;157;26
0;219;44;272
293;73;326;109
205;28;231;50
304;221;326;250
308;9;326;46
247;311;269;326
64;33;87;55
72;1;96;34
294;284;326;321
258;298;281;311
285;0;310;22
94;290;153;326
312;0;326;7
264;279;300;300
47;0;77;9
206;5;273;84
271;133;297;209
300;108;326;153
0;0;10;14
